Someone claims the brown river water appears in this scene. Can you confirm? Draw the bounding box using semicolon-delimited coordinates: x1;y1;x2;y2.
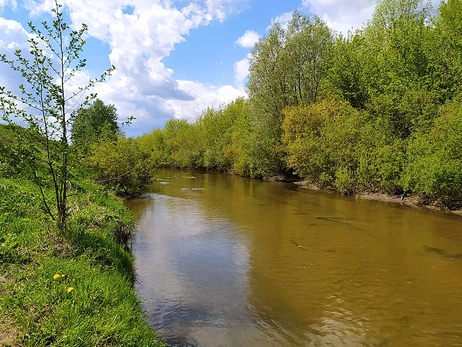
124;169;462;347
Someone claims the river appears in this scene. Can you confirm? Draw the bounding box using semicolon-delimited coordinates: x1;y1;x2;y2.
124;169;462;346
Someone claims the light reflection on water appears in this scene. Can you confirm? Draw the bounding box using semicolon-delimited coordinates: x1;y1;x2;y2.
125;169;462;347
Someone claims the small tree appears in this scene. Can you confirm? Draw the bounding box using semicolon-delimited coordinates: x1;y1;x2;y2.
0;1;114;229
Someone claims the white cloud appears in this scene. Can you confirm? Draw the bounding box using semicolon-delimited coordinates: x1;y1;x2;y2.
233;53;250;86
0;18;36;105
204;0;249;22
2;0;250;136
235;30;259;48
0;0;17;10
301;0;374;34
268;11;292;30
166;80;245;120
0;17;31;49
301;0;441;35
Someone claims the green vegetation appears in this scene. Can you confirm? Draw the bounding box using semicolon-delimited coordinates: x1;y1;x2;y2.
88;136;153;196
0;121;161;346
133;0;462;209
72;99;121;153
0;2;162;345
0;1;114;229
1;0;461;341
0;176;165;346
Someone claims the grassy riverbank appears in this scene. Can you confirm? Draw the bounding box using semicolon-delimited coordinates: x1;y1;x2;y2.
0;178;165;347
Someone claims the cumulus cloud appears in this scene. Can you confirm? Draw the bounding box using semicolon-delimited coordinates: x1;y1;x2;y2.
301;0;375;34
233;53;250;86
2;0;249;135
235;30;259;48
0;0;17;10
0;17;31;50
268;11;292;30
166;80;245;120
0;18;36;104
301;0;441;35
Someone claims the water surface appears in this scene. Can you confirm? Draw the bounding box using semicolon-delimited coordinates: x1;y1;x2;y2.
125;169;462;346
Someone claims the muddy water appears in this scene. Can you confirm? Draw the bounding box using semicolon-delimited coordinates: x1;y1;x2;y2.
124;169;462;346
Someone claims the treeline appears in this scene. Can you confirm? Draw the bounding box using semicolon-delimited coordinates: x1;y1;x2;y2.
111;0;460;208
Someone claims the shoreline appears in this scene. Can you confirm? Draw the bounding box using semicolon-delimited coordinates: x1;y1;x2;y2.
175;169;462;217
293;180;462;217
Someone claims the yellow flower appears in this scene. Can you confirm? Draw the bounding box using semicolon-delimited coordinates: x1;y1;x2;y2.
53;274;62;280
67;287;74;293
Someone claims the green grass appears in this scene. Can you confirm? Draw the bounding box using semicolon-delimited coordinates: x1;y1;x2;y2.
0;178;166;346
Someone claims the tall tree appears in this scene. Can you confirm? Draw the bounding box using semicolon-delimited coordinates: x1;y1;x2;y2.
361;0;433;138
285;12;333;105
248;23;288;121
328;33;369;109
246;24;287;177
246;12;333;177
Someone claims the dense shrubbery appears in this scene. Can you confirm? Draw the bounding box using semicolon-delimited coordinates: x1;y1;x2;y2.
282;98;362;193
134;0;462;208
402;94;462;207
88;136;153;196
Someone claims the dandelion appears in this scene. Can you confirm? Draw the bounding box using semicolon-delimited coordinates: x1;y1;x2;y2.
67;287;74;293
53;274;62;280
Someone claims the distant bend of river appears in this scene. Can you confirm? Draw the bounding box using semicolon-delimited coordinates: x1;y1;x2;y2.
124;169;462;347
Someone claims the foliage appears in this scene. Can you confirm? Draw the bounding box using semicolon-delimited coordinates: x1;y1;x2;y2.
356;118;407;193
136;98;252;174
428;0;462;101
328;33;369;109
246;12;334;177
0;124;37;179
71;99;120;152
401;94;462;207
129;0;462;207
0;178;166;346
88;136;153;196
0;1;113;229
282;97;361;193
361;0;433;138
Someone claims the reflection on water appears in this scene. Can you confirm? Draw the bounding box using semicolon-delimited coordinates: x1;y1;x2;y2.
125;169;462;347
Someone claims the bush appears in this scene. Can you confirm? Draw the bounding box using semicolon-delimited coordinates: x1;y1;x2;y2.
282;97;361;191
402;94;462;207
88;137;153;196
356;117;407;193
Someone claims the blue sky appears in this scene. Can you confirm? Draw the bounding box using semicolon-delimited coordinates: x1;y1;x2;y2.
164;1;303;86
0;0;400;136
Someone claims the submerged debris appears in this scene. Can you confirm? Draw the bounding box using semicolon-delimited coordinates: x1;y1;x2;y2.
290;240;308;250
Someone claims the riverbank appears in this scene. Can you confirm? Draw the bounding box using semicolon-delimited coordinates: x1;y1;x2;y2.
0;178;166;347
294;180;462;217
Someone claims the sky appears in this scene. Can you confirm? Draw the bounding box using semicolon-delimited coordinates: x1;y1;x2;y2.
0;0;439;137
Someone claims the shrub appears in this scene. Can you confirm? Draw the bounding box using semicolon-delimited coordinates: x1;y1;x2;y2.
88;137;153;196
402;94;462;207
282;97;361;191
